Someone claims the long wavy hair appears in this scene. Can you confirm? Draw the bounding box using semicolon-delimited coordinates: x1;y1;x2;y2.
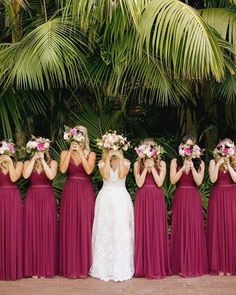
176;134;202;172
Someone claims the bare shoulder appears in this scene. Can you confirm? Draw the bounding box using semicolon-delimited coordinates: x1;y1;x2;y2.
170;158;177;165
160;160;166;166
16;161;23;167
51;160;58;166
134;161;139;168
124;158;130;168
98;159;105;169
209;159;216;166
200;160;205;166
89;151;96;158
60;150;68;157
23;160;30;167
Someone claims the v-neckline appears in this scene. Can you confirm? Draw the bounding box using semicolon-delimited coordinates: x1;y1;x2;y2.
0;169;9;176
184;170;191;176
34;170;43;175
110;166;119;173
71;157;82;167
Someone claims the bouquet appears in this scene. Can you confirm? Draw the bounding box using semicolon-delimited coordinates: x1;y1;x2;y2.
178;143;203;160
26;135;51;154
214;139;235;157
0;140;15;156
135;143;164;159
63;126;85;144
96;130;130;151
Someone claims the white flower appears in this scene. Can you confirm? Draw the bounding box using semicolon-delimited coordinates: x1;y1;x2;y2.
44;142;50;149
228;147;235;156
64;133;70;141
26;141;38;149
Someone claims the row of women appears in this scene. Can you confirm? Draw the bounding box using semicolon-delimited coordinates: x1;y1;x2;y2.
0;128;236;281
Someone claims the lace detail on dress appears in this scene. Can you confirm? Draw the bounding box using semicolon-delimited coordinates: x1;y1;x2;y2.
89;166;134;281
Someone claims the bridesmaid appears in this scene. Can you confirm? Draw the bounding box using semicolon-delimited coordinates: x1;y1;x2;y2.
207;138;236;275
134;139;170;279
0;140;23;280
59;126;96;278
169;135;208;277
23;137;58;278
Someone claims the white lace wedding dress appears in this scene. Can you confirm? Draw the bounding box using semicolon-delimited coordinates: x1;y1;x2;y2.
89;161;134;282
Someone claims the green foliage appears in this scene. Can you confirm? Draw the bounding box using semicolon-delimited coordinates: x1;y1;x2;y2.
0;0;235;227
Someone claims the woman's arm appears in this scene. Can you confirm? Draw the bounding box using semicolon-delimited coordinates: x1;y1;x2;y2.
209;158;224;183
59;150;72;173
5;156;23;182
41;158;58;180
134;161;147;188
99;157;111;180
151;160;166;187
23;155;37;179
190;160;205;186
226;158;236;183
118;157;130;179
78;150;96;175
170;159;185;185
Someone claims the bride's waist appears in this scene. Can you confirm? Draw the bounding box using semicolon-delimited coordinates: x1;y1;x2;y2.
102;182;127;188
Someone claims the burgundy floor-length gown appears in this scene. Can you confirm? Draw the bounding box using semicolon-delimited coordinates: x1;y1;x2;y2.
59;158;95;278
169;171;208;277
0;170;23;280
24;171;58;277
134;169;170;279
207;170;236;275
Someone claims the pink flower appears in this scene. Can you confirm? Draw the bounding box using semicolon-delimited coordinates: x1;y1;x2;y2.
151;150;157;157
70;128;77;136
37;143;45;151
9;144;15;152
228;147;235;156
184;146;191;156
222;147;228;155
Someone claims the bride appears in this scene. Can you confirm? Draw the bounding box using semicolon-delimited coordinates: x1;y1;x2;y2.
89;148;134;282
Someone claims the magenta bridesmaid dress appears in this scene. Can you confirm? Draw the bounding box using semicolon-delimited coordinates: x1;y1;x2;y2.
207;170;236;275
59;158;95;278
0;170;23;280
169;171;208;277
135;169;170;278
24;170;58;277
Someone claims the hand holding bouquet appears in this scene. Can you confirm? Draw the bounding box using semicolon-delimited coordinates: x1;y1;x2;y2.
26;135;50;157
178;143;203;160
63;126;85;144
214;139;235;157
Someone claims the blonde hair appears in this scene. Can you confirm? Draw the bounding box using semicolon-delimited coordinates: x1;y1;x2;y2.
230;155;236;171
72;125;90;157
102;149;109;160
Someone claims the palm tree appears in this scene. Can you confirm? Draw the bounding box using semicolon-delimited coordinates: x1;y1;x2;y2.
0;0;234;139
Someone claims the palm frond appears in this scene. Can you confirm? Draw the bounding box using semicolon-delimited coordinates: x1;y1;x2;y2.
138;0;226;80
0;18;89;90
200;8;236;55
